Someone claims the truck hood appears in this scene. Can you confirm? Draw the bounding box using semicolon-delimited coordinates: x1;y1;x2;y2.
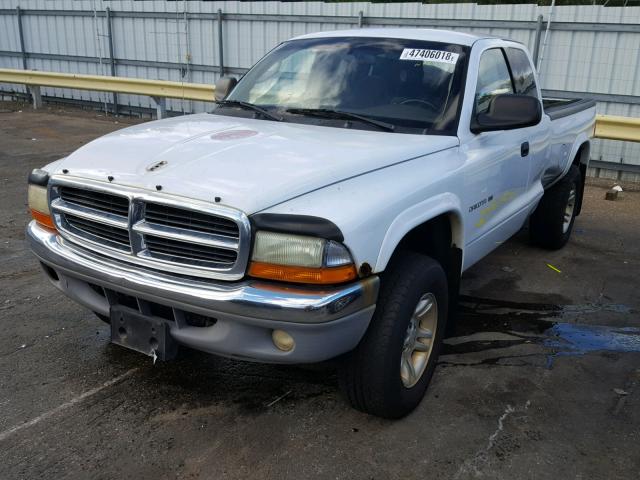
53;113;458;214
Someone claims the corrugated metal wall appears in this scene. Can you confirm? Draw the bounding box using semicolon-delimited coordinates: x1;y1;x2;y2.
1;1;639;180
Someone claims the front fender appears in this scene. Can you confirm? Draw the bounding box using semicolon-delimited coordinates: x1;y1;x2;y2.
255;147;465;275
375;193;464;272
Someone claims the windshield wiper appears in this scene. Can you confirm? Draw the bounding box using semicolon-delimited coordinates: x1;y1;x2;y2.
215;100;283;122
285;108;395;132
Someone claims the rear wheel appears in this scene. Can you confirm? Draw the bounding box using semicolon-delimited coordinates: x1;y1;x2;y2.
339;252;448;419
530;165;581;250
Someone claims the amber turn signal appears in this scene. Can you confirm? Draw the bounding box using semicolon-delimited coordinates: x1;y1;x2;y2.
30;209;57;231
249;261;357;285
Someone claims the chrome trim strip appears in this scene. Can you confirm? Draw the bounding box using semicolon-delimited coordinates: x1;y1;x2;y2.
48;175;252;281
132;221;239;250
51;198;129;229
27;221;379;324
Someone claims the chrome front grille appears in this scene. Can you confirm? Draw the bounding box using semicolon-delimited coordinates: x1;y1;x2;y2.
144;235;239;265
49;177;251;280
144;202;240;237
59;186;130;217
65;213;132;251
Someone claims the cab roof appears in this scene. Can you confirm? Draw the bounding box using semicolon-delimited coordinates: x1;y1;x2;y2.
291;28;492;47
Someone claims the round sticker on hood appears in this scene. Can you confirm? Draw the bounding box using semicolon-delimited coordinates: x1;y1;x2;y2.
211;130;258;141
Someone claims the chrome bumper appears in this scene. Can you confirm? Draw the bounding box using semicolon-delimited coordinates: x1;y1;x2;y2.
27;222;379;363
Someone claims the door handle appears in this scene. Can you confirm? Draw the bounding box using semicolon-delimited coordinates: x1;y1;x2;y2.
521;141;530;157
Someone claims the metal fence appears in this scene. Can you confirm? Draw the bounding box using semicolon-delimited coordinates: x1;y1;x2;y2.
1;1;639;181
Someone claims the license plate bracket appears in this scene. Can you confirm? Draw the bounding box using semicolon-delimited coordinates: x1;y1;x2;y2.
110;306;178;361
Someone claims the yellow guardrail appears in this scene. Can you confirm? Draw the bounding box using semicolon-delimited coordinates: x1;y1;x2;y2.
594;114;640;142
1;68;640;142
0;68;215;102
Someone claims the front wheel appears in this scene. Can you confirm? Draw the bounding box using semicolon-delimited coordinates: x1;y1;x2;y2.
339;252;448;419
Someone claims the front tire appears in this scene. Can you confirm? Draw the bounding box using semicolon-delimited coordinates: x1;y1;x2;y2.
530;165;581;250
339;252;448;419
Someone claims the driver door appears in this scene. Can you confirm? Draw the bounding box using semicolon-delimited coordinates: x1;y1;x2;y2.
462;48;533;267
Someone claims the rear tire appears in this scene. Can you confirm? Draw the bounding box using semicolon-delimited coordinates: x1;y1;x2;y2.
339;251;448;419
530;165;581;250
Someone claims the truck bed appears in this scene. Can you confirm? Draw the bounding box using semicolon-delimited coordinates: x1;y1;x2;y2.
543;97;596;121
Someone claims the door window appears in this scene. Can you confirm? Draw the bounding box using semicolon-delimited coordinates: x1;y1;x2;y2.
474;49;514;115
504;48;538;98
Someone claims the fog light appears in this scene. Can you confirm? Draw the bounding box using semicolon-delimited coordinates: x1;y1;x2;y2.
272;329;295;352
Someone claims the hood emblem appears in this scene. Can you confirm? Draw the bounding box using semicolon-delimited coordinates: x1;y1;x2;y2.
146;160;168;172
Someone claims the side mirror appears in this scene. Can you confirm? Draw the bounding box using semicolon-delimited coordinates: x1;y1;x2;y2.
472;94;542;133
214;76;238;101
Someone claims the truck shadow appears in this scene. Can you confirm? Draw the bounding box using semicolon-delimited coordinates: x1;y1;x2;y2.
101;295;638;414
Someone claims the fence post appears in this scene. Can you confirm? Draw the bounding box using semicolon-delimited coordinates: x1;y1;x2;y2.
358;11;364;28
30;85;42;109
15;6;42;108
532;15;544;67
106;7;118;115
217;9;225;77
152;97;166;120
16;7;27;70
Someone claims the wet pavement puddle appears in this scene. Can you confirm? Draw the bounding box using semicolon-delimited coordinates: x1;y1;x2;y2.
543;323;640;367
441;296;640;368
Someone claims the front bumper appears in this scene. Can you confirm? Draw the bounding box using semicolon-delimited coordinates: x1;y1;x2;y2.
27;221;379;363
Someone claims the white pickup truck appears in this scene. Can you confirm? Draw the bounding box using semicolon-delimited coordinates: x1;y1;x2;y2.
27;28;595;418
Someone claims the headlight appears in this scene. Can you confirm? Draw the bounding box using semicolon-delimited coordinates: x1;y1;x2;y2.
28;184;50;215
249;231;357;284
28;170;56;231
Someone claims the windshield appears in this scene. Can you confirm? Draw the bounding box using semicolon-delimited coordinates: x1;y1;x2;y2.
220;37;469;135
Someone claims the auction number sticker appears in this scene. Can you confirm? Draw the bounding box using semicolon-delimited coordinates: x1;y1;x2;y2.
399;48;459;65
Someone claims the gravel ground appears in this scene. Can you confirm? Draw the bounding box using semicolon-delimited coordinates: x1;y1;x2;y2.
1;104;639;480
